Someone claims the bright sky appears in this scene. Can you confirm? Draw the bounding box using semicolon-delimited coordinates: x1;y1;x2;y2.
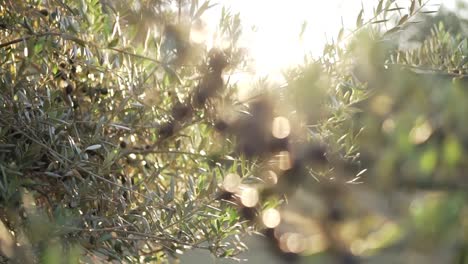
224;0;374;77
202;0;455;82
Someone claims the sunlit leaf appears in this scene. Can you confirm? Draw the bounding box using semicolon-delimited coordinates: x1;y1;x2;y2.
108;37;119;48
85;144;102;151
372;19;389;24
356;9;364;27
409;0;416;14
337;28;344;42
299;20;307;40
397;14;409;25
387;7;405;11
377;0;384;13
383;26;401;36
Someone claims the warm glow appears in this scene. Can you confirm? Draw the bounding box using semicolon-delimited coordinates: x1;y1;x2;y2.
262;208;281;228
190;19;210;44
203;0;374;80
204;0;447;82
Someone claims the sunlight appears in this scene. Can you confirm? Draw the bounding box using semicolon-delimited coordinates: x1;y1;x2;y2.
4;0;468;262
206;0;375;80
228;0;366;78
205;0;448;81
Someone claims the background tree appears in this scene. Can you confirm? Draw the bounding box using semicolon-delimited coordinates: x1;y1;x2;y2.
262;0;468;263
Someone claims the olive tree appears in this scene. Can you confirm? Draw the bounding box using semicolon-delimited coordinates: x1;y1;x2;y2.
2;0;467;263
0;0;252;262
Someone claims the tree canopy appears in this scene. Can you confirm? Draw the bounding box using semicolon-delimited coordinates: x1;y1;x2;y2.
0;0;467;263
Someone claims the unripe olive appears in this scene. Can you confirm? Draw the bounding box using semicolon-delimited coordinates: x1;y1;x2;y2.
214;120;229;132
159;122;175;139
171;102;191;121
99;88;108;95
65;84;73;95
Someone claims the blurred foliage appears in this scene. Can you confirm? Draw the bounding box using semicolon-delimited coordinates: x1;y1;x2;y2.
282;0;468;263
1;0;468;263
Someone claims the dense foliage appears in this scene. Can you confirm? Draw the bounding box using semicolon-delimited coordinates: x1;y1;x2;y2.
0;0;250;262
0;0;468;263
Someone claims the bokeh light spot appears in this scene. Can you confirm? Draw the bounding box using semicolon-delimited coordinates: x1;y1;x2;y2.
370;95;393;116
409;120;432;144
262;208;281;228
382;118;395;134
240;187;259;207
272;116;291;139
264;170;278;185
286;233;306;253
223;173;241;193
279;151;292;171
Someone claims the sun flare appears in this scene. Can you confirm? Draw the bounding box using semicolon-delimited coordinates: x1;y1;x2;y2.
203;0;448;82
